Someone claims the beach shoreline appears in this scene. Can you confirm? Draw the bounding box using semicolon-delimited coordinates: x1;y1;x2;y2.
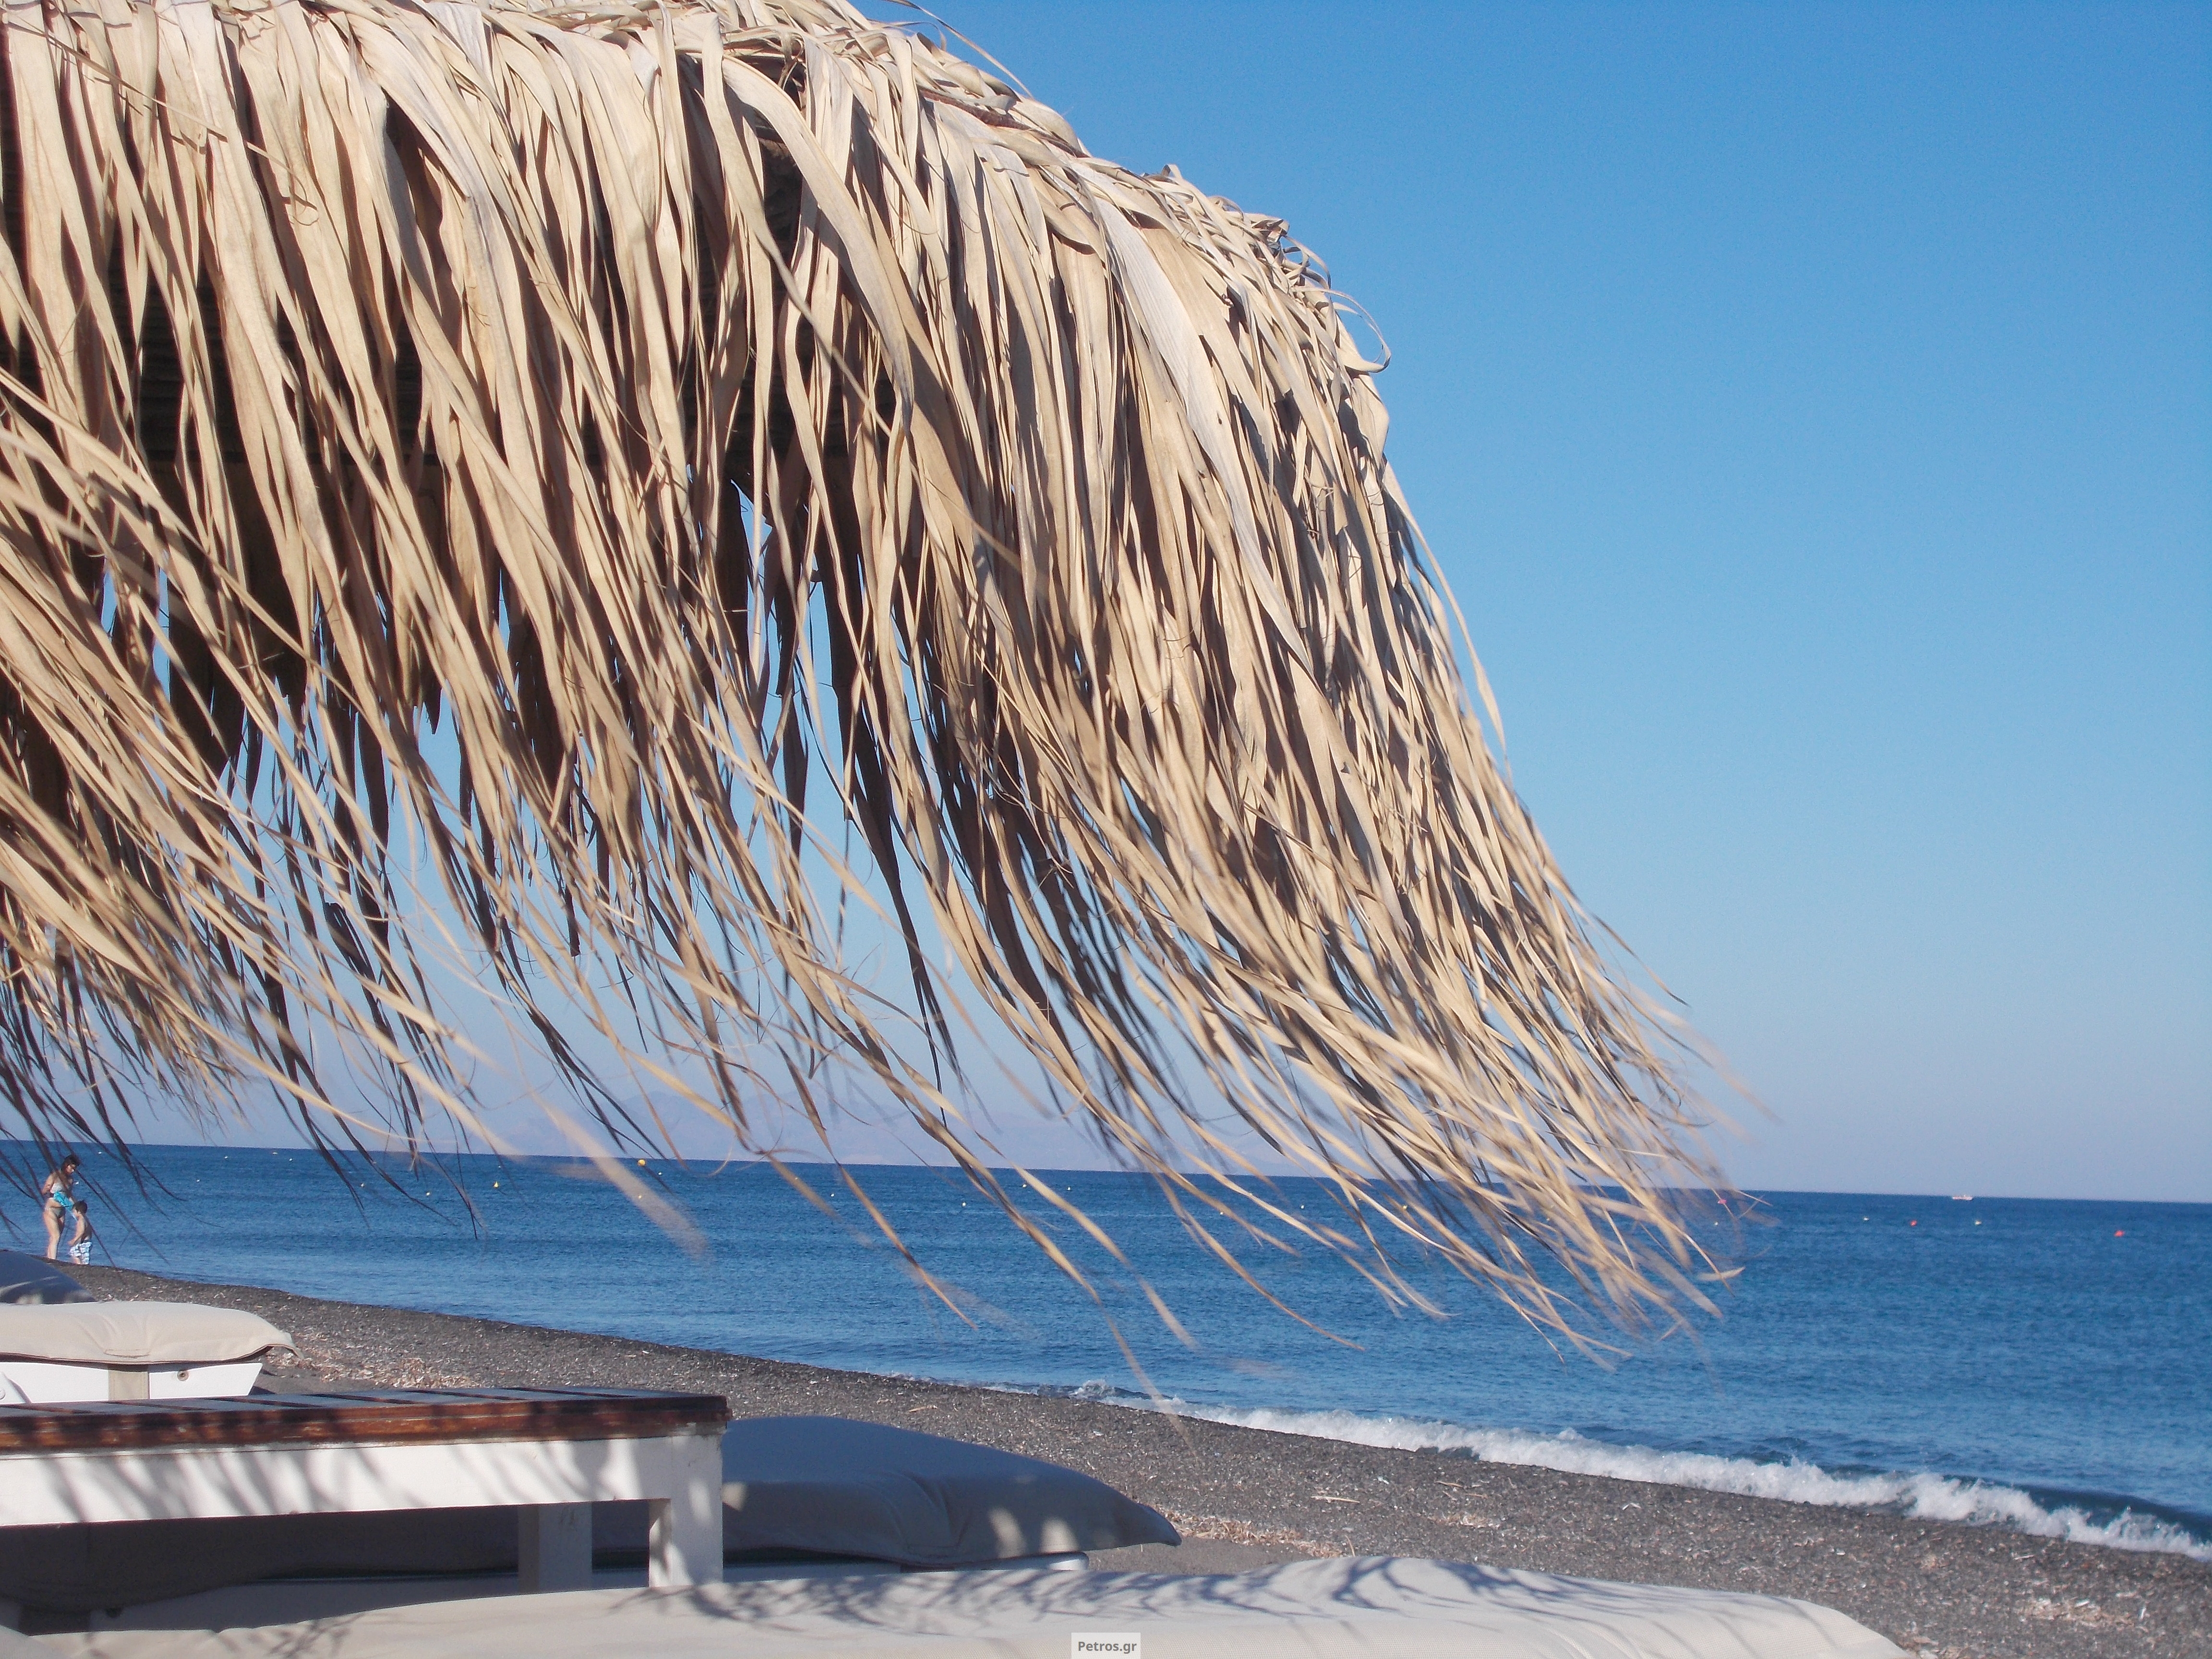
67;1264;2210;1659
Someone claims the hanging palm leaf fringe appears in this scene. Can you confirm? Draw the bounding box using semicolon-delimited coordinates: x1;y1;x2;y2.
0;0;1730;1340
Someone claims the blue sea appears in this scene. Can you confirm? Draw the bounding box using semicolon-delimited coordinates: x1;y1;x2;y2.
22;1144;2210;1561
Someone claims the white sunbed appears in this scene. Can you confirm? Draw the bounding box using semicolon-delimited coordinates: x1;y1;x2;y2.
26;1557;1908;1659
0;1411;1159;1623
0;1383;732;1631
0;1303;290;1404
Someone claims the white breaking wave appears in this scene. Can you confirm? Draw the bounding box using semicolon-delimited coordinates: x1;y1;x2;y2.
1049;1387;2212;1563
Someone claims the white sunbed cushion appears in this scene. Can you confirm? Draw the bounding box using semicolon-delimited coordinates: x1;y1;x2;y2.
39;1559;1908;1659
0;1301;291;1367
0;1250;94;1306
722;1416;1179;1565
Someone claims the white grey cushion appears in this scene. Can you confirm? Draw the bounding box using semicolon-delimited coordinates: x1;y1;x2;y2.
0;1249;91;1305
0;1301;290;1365
50;1560;1908;1658
721;1416;1178;1565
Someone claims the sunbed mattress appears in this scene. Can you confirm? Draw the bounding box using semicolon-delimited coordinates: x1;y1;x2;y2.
36;1558;1904;1659
0;1303;290;1367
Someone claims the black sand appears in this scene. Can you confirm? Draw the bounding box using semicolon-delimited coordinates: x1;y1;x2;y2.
67;1265;2210;1659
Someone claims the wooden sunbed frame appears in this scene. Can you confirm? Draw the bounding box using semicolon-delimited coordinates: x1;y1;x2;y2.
0;1387;730;1602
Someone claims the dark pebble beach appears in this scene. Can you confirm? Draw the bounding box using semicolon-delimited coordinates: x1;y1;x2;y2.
63;1264;2211;1659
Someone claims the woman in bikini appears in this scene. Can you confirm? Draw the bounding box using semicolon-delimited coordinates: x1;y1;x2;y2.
40;1154;90;1262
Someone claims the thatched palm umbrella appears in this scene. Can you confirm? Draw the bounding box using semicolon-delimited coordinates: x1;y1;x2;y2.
0;0;1724;1338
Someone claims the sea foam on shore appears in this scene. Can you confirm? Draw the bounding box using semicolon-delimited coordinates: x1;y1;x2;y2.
1028;1385;2212;1563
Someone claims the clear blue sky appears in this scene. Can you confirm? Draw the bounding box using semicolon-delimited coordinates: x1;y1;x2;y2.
881;0;2209;1201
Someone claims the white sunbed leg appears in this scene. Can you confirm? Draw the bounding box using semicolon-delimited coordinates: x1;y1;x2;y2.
518;1502;594;1592
647;1431;725;1589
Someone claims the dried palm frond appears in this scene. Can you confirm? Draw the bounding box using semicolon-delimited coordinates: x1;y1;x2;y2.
0;0;1729;1337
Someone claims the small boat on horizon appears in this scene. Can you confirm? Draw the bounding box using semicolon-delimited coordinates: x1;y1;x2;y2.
1951;1194;1974;1201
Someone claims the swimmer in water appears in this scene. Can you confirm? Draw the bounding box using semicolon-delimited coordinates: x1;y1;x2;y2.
41;1154;90;1262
